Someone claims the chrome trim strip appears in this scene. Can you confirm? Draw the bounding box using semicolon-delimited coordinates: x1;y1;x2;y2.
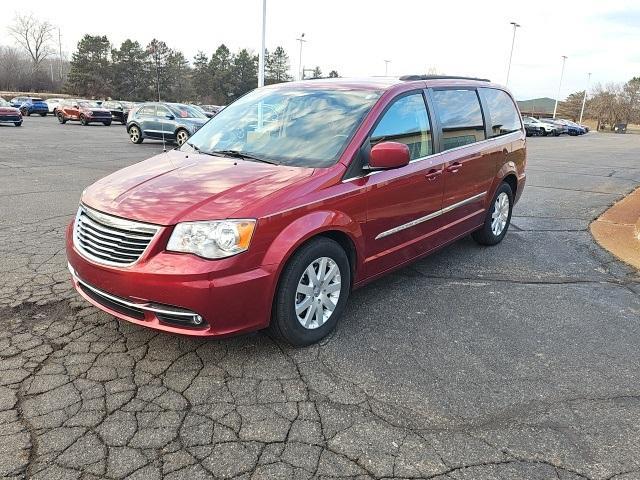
375;191;487;240
81;204;158;235
68;264;200;319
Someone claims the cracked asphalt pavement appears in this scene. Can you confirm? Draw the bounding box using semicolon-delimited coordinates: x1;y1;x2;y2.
1;117;640;479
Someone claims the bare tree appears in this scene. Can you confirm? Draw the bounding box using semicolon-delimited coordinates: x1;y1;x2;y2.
8;13;55;73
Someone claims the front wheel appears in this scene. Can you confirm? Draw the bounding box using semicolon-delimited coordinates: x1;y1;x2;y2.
57;113;66;124
472;183;514;246
20;107;28;116
176;129;189;146
103;121;111;126
80;115;88;126
270;237;351;347
128;125;143;144
14;122;22;127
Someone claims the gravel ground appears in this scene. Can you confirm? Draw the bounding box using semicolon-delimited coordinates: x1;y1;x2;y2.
1;116;640;479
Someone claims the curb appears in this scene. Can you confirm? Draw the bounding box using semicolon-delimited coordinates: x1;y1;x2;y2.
590;187;640;270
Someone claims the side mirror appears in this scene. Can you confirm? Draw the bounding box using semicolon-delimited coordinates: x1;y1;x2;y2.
165;114;175;120
369;141;410;170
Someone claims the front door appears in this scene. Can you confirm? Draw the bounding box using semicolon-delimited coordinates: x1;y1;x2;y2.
361;91;446;278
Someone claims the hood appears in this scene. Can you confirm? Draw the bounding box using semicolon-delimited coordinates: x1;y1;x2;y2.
84;107;110;113
0;106;19;114
82;149;314;225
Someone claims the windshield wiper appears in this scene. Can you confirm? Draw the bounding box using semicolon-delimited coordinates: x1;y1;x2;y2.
210;149;279;165
185;142;220;157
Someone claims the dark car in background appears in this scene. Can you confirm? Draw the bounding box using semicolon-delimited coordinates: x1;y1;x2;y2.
102;100;136;124
58;100;112;126
10;96;49;116
541;118;584;136
0;97;23;126
126;102;208;146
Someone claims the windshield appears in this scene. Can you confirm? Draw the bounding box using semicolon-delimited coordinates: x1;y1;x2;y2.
183;86;381;167
170;104;207;119
78;101;102;108
0;98;9;107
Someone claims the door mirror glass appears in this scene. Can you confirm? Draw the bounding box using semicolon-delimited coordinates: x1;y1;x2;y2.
369;141;410;169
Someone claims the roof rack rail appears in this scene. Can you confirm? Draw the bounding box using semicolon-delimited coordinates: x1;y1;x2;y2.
399;75;491;82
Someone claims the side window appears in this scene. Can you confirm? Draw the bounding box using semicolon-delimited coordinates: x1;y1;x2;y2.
370;93;432;161
481;88;521;137
432;89;485;151
138;106;155;117
156;106;171;117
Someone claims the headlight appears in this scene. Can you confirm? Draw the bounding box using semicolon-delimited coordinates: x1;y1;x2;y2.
167;220;256;259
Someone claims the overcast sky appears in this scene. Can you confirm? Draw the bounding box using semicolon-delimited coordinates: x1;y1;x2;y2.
1;0;638;100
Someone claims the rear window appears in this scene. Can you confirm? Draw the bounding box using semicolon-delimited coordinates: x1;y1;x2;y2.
31;98;44;102
480;88;521;137
432;89;486;151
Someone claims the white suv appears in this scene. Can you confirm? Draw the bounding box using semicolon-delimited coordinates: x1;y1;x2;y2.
523;116;561;136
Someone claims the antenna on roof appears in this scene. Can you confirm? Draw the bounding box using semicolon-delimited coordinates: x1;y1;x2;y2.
153;43;167;153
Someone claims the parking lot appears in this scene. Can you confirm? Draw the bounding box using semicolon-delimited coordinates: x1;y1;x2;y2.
1;116;640;479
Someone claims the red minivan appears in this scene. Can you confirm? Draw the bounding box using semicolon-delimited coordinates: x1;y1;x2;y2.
66;76;526;346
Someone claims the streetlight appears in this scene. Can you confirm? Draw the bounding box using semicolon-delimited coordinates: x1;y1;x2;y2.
384;59;391;76
505;21;520;86
296;33;306;81
258;0;266;87
579;72;592;124
553;55;568;118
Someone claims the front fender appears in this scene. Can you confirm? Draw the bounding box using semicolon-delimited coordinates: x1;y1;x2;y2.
260;209;364;283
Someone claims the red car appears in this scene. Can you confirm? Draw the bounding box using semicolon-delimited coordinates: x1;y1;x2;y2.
0;97;22;126
66;76;526;346
58;100;112;126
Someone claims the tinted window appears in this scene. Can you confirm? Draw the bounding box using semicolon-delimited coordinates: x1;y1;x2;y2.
138;105;155;117
432;89;485;151
370;93;432;160
156;105;172;117
481;88;521;137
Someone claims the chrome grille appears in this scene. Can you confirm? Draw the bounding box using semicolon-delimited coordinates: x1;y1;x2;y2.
73;205;159;266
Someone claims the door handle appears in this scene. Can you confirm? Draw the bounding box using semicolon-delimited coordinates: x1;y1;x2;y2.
445;162;462;173
425;169;442;181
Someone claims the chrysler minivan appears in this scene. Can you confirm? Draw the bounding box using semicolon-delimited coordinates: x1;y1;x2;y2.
66;75;526;346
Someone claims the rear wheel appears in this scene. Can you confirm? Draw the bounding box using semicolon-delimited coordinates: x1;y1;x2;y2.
129;125;143;144
270;237;351;347
39;113;47;117
57;113;66;124
80;115;88;126
176;129;189;146
472;182;513;246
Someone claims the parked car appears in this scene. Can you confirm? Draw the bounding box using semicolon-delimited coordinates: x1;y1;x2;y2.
522;117;543;136
57;100;112;126
202;105;224;115
126;102;208;146
192;105;216;118
102;100;136;124
557;119;587;135
10;96;49;116
0;97;22;126
522;116;562;136
67;75;526;346
45;98;64;115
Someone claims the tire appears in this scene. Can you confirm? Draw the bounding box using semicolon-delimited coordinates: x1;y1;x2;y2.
39;113;47;117
20;107;28;116
80;115;88;126
128;125;143;144
269;237;351;347
472;182;514;246
57;113;66;124
103;121;111;126
176;129;189;146
541;130;547;137
14;122;22;127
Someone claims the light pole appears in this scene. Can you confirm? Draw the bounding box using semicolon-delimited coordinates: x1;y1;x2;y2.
505;21;520;85
384;59;391;76
579;72;592;124
258;0;266;87
296;33;306;81
553;55;568;118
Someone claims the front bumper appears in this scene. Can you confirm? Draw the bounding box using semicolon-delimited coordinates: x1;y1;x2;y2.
66;223;276;337
0;115;21;123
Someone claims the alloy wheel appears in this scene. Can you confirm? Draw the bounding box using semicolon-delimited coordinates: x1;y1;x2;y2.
129;127;140;143
491;192;510;236
295;257;341;330
176;130;188;146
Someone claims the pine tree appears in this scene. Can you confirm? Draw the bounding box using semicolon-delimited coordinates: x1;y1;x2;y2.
266;46;291;84
210;44;233;104
192;51;211;102
231;49;258;99
66;34;111;97
111;39;149;101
